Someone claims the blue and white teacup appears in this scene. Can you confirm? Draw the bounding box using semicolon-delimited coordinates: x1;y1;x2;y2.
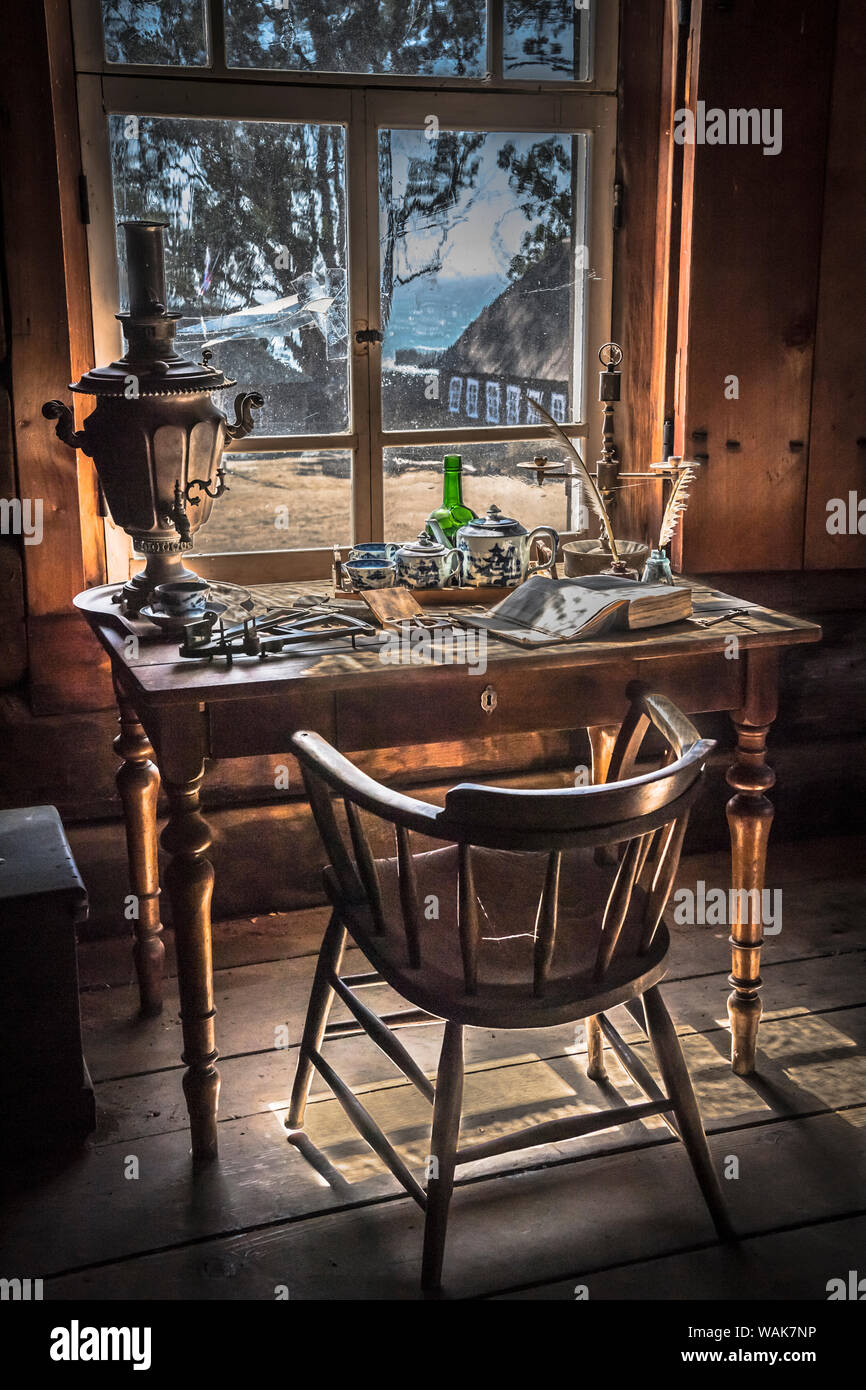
348;542;400;564
153;579;211;616
345;558;396;590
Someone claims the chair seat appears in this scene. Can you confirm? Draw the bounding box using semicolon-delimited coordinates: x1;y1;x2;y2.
325;843;670;1029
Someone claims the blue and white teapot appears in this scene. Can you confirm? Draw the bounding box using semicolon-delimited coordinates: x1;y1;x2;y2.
455;504;559;588
395;531;462;589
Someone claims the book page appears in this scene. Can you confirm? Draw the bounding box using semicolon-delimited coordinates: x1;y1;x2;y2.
486;576;657;639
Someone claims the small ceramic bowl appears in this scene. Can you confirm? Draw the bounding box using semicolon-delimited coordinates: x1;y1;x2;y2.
345;559;396;590
153;579;211;616
562;539;651;577
348;542;400;563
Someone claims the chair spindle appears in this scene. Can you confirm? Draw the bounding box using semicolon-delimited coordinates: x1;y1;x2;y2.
300;766;363;903
345;799;387;934
594;833;646;980
396;824;423;968
640;814;690;953
532;850;561;997
457;843;481;995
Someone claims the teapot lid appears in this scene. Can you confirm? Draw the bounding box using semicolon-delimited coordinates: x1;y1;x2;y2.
399;530;452;556
459;503;525;537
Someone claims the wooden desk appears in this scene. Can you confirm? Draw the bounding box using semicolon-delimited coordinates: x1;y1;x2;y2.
75;581;820;1161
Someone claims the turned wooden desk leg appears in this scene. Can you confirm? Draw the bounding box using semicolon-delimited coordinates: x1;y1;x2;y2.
161;764;219;1162
585;723;621;1082
726;650;779;1076
113;678;165;1016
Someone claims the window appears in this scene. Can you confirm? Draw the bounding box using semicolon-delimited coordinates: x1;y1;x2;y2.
224;0;488;76
74;2;617;578
503;1;594;82
109;114;350;439
101;1;210;67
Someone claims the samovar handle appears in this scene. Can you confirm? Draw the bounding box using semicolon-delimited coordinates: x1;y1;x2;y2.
224;391;264;441
42;400;89;453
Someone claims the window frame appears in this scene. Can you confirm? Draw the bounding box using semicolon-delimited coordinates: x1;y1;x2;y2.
73;2;620;91
73;2;619;582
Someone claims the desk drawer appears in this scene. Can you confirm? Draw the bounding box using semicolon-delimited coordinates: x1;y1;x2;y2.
335;654;744;753
207;654;744;758
209;690;336;757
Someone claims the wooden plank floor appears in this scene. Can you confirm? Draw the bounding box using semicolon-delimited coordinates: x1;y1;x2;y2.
1;835;864;1301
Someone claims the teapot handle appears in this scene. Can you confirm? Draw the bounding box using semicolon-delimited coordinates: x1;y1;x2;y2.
527;526;560;577
444;548;462;579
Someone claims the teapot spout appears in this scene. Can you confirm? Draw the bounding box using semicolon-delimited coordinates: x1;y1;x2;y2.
426;517;455;549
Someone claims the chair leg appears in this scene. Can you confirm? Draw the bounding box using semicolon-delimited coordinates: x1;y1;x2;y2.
421;1021;464;1295
585;1014;607;1081
642;985;735;1241
287;913;347;1130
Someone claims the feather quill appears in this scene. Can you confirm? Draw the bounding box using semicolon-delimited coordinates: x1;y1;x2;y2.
658;464;697;549
532;400;620;563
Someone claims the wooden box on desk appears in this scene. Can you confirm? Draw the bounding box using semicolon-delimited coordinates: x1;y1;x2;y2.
0;806;96;1154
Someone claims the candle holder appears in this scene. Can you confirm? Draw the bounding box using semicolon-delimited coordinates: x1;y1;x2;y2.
43;219;263;614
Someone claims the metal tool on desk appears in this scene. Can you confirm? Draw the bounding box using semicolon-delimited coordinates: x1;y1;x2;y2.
177;607;376;663
690;606;756;630
359;587;456;631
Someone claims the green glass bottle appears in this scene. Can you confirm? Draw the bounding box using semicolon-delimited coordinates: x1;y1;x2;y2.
425;454;477;543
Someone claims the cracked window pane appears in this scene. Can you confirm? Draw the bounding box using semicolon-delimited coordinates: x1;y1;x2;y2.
225;0;486;75
101;0;209;66
109;115;350;436
379;128;588;432
503;1;594;82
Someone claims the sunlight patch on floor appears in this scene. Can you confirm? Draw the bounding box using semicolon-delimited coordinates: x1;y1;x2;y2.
782;1057;866;1110
758;1012;859;1058
294;1054;613;1184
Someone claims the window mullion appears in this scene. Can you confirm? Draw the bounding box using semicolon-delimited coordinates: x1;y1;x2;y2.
487;0;504;82
348;87;376;543
360;88;386;542
206;0;229;78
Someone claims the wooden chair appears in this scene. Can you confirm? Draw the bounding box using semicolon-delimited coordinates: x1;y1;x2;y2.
288;684;733;1294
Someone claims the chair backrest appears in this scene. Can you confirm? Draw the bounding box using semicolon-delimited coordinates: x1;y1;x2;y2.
292;685;715;998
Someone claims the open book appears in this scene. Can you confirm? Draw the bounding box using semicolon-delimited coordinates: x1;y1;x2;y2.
456;575;692;646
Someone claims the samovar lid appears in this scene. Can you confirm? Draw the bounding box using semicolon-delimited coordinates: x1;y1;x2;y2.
71;350;236;398
70;219;237;397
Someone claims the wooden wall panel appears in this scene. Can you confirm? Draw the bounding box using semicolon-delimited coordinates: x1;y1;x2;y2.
0;290;27;689
46;0;106;594
677;0;837;573
0;1;109;713
611;0;668;546
803;0;866;569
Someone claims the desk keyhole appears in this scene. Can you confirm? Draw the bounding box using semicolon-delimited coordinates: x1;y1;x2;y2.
481;685;498;714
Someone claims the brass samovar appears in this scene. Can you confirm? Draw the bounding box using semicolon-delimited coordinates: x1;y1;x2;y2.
43;219;263;613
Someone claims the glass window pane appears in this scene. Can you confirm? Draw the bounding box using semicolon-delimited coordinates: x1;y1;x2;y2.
225;0;486;75
503;1;593;82
379;128;587;432
195;450;352;552
101;0;209;66
383;440;586;544
109;116;350;436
